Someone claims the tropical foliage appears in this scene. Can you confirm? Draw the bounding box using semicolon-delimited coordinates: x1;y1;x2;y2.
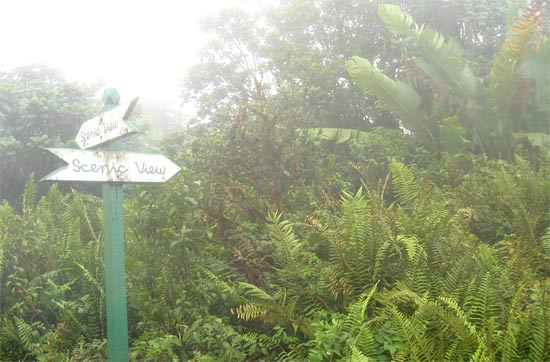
0;65;100;207
1;0;549;361
345;1;549;161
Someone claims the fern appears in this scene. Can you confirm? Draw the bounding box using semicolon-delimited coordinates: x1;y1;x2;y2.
22;174;36;215
344;283;379;358
389;161;422;210
469;342;492;362
392;307;434;361
70;190;101;243
29;269;64;287
233;302;268;322
316;188;398;299
527;310;546;362
443;251;470;294
404;242;429;295
201;267;240;303
0;316;26;360
467;273;492;331
74;262;105;301
437;296;478;337
275;349;302;362
0;242;4;281
372;239;392;282
63;210;82;260
234;282;315;339
349;345;373;362
15;317;36;351
340;189;369;250
541;226;550;260
398;235;419;263
501;284;525;361
267;211;303;270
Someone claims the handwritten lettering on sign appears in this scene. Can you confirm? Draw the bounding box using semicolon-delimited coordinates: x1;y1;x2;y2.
76;98;139;149
41;148;181;183
71;159;168;175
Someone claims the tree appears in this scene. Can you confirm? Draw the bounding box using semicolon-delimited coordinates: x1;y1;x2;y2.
182;0;399;130
183;0;512;132
0;64;100;206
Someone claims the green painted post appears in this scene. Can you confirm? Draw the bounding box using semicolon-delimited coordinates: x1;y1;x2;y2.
102;88;129;362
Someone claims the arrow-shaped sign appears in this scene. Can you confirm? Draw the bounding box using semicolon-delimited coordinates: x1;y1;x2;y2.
41;148;181;183
76;97;139;149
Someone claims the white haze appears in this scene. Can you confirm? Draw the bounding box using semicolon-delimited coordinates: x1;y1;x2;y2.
2;0;264;110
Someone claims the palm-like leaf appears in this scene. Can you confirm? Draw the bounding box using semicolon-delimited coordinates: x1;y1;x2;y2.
346;56;428;139
302;128;371;144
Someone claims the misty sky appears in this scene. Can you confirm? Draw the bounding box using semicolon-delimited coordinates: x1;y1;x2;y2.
2;0;263;109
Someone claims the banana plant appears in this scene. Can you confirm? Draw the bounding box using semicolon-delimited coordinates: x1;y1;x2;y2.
343;1;549;162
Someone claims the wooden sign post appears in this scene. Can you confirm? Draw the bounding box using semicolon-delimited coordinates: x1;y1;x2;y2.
41;89;180;362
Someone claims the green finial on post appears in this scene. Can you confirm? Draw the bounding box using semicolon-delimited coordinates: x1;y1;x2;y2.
102;88;121;106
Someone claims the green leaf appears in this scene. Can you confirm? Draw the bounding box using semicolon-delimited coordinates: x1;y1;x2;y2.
377;4;416;36
521;38;550;112
513;132;550;157
346;56;426;137
398;235;419;263
439;116;470;153
303;128;370;144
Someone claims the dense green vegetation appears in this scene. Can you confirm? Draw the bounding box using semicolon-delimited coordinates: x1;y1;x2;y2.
1;1;549;361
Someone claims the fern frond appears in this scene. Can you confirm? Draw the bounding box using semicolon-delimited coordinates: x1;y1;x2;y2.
501;284;525;361
233;303;268;322
469;341;491;362
340;188;369;248
29;269;64;287
542;226;550;260
398;235;419;263
201;267;240;302
346;282;379;326
392;307;434;361
239;282;275;302
74;262;105;299
443;251;470;294
527;309;546;362
405;243;429;294
275;349;302;362
22;174;36;215
345;284;379;358
389;161;422;209
63;211;82;259
438;296;477;335
70;190;101;242
467;273;492;330
15;318;34;351
349;345;373;362
267;212;303;269
372;239;392;281
0;244;3;279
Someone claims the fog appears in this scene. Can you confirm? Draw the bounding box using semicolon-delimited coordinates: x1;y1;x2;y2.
1;0;263;110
